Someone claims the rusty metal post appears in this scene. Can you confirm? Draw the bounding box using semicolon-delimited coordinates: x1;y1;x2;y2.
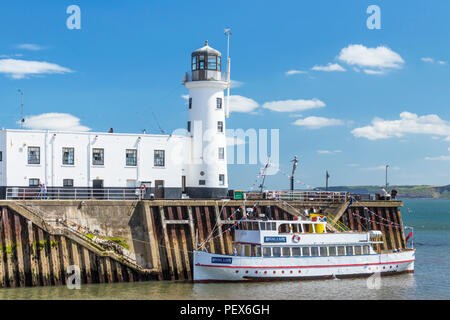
159;206;175;280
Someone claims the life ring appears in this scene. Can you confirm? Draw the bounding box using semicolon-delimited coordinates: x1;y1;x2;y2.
292;234;301;243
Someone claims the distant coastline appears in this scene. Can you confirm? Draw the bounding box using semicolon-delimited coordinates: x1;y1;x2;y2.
323;185;450;199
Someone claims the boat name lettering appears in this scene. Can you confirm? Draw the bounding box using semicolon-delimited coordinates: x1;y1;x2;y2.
264;236;287;243
211;257;233;264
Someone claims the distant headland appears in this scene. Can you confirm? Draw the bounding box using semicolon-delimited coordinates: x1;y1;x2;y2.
323;185;450;199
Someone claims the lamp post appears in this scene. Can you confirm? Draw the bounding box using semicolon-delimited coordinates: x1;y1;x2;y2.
385;165;389;190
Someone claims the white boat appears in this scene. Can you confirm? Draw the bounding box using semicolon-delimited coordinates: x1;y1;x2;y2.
193;218;415;282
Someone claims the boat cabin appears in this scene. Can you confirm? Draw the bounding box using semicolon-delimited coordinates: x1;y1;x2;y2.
232;219;383;258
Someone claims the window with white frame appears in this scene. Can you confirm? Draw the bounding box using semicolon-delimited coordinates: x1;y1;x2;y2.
63;179;74;187
218;147;224;160
219;174;225;186
28;147;40;164
126;149;137;166
217;121;223;133
154;150;165;167
62;147;74;165
216;97;222;109
92;148;104;165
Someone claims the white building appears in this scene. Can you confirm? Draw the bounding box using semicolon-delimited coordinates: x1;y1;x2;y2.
0;41;229;199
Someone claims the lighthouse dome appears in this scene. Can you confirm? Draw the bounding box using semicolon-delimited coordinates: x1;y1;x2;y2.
191;40;222;72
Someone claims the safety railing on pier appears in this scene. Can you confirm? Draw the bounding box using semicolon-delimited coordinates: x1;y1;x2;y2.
5;187;144;200
246;190;350;202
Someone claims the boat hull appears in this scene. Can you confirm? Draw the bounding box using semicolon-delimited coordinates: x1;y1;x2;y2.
193;250;415;282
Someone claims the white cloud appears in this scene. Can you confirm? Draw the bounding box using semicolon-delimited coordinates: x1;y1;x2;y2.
293;116;345;129
317;150;342;154
16;44;45;51
0;58;72;79
421;57;434;63
262;98;325;113
421;57;447;65
311;63;346;72
20;113;90;131
338;44;404;73
352;111;450;141
361;165;400;171
181;94;189;100
228;95;259;113
425;155;450;161
285;70;306;76
363;69;385;75
230;80;244;88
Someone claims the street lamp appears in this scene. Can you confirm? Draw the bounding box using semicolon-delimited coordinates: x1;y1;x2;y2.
385;165;389;190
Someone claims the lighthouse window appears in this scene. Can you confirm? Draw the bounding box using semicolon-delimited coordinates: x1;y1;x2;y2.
63;179;74;187
217;121;224;133
208;55;217;70
187;121;191;132
62;147;74;165
188;97;192;109
154;150;165;167
126;149;137;166
217;56;221;71
27;147;40;164
29;178;39;187
218;147;224;160
219;174;225;186
199;55;205;70
199;180;206;185
0;151;2;161
192;56;197;71
92;148;104;165
216;98;222;109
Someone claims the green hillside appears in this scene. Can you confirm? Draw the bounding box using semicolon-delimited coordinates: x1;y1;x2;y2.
324;185;450;199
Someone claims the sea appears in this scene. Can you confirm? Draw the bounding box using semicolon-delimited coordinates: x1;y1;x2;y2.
0;199;448;300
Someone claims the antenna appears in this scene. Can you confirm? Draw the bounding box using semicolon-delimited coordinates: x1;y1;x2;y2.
259;159;271;193
290;155;298;192
224;28;232;118
152;112;166;134
18;89;24;128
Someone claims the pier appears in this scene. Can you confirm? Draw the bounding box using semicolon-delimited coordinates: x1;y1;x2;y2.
0;194;407;287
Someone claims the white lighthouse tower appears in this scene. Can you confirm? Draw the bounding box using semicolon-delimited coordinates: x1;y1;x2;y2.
183;40;228;198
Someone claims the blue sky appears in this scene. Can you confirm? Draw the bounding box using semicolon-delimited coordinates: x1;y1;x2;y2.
1;0;449;190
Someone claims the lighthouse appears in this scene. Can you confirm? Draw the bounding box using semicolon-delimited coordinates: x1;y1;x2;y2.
183;41;228;198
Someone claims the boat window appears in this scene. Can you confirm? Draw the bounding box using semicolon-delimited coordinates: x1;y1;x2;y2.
272;247;281;257
244;245;251;257
271;222;276;230
278;224;289;233
320;246;327;257
282;247;291;257
302;247;310;256
328;246;337;256
263;247;271;257
337;246;345;256
255;246;262;257
355;246;362;255
260;222;266;230
311;247;319;257
252;222;259;230
292;247;301;256
346;246;354;256
363;245;370;255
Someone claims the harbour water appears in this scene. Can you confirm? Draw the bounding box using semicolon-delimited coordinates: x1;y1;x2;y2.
0;199;448;300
